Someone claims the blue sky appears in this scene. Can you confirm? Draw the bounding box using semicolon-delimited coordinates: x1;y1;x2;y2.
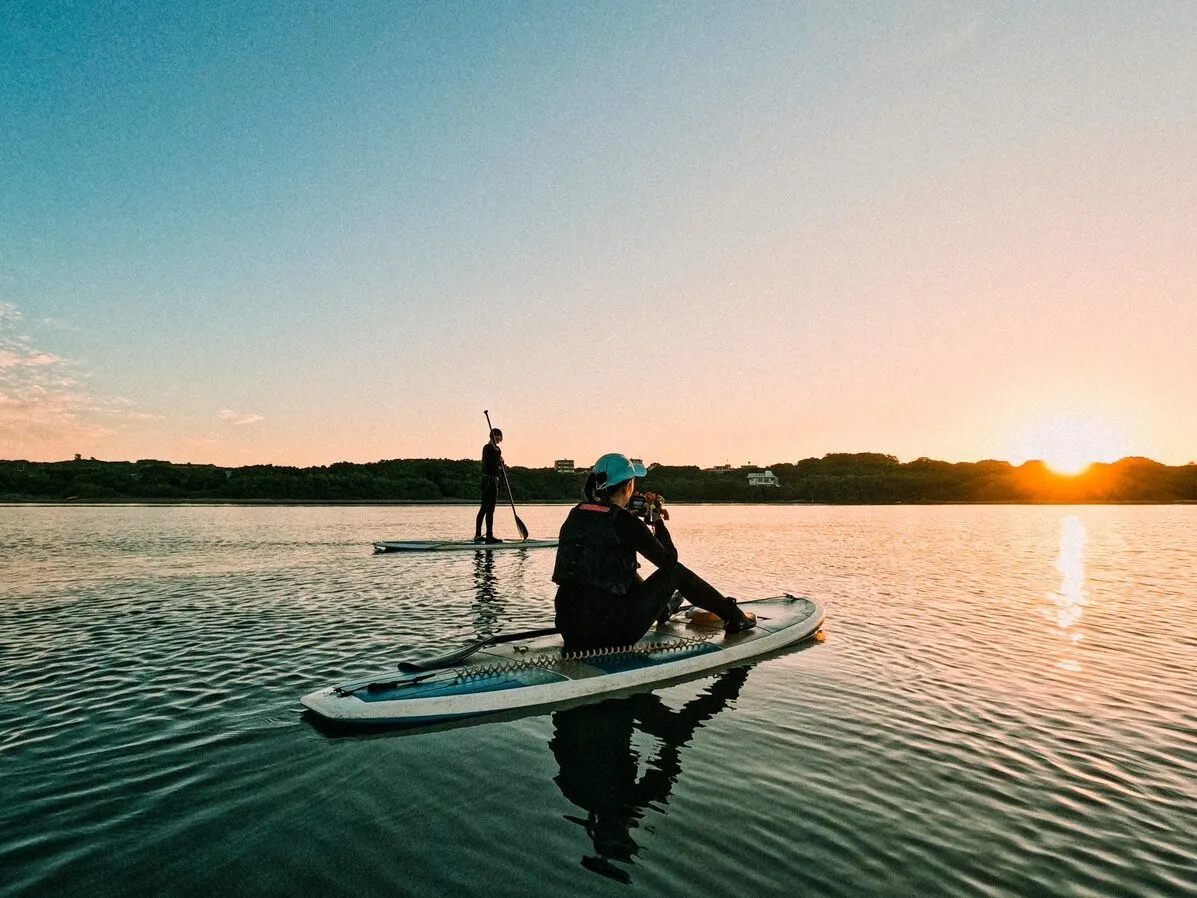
3;2;1194;468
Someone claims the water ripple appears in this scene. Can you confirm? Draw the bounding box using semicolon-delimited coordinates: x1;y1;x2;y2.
2;504;1195;897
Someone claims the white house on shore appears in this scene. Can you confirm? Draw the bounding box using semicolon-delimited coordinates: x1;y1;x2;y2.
747;469;780;487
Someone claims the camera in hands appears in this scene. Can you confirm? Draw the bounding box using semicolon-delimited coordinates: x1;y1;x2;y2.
627;491;667;523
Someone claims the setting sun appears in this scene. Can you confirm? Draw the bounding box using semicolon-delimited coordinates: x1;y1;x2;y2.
1010;415;1131;476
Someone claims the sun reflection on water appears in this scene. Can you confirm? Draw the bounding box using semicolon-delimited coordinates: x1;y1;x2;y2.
1045;515;1088;672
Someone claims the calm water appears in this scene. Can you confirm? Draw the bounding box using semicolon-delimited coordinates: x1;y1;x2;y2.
1;503;1194;897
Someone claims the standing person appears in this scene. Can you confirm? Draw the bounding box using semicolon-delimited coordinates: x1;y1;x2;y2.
551;453;755;652
474;428;504;544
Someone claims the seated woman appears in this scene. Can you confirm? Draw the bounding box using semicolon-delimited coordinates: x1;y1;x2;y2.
552;453;755;653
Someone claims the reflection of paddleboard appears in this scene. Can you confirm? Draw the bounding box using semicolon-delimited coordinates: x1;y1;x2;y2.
301;595;824;727
373;538;559;553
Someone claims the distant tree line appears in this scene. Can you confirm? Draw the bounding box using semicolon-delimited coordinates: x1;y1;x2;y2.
2;453;1196;504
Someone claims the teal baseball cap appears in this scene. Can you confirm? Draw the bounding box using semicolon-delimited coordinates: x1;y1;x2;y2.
592;453;647;489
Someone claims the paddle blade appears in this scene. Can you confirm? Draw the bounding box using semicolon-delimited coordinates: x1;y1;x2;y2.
515;514;529;540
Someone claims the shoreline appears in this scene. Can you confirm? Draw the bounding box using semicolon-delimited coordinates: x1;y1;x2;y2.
4;499;1195;508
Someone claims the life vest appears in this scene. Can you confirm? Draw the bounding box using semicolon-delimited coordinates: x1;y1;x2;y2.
551;502;638;595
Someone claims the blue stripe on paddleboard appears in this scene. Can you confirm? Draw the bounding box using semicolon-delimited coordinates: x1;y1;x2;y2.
354;667;567;702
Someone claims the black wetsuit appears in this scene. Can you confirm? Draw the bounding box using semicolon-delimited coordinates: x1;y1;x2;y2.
552;501;737;652
475;441;502;539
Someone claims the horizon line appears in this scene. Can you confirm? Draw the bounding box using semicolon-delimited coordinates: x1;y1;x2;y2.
3;453;1191;471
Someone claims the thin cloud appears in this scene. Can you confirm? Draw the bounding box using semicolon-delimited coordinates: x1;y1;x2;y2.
936;9;988;59
0;301;156;458
0;349;60;369
857;4;994;76
217;409;265;426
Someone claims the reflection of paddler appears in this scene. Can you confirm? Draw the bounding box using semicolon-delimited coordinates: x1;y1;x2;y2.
470;549;501;641
549;666;751;884
474;549;497;602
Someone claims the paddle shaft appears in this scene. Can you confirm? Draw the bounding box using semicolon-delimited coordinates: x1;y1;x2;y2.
399;625;559;671
484;409;529;540
396;602;709;674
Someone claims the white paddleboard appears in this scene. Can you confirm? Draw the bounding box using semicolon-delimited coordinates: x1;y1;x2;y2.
301;594;824;727
373;538;559;553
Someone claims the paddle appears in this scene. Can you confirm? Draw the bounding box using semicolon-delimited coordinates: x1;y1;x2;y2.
396;601;700;674
484;409;530;540
398;626;559;672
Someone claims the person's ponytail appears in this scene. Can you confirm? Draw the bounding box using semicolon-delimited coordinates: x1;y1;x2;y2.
583;472;599;502
583;470;621;503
